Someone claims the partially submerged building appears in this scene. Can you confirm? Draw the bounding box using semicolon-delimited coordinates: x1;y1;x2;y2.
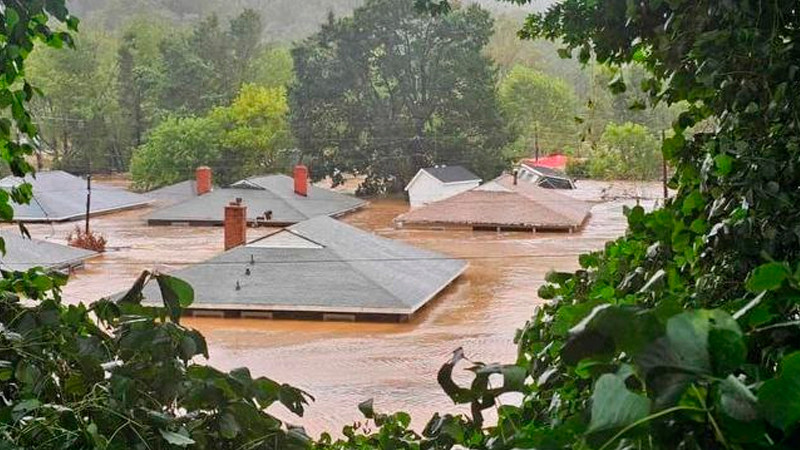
518;164;576;189
140;205;467;322
0;231;97;271
0;171;151;222
394;174;591;232
405;165;482;208
147;166;366;226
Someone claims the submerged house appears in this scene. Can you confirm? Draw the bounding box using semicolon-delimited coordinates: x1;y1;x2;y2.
147;165;366;226
518;164;576;190
0;171;151;222
140;206;467;322
394;173;591;232
405;165;482;208
0;231;96;271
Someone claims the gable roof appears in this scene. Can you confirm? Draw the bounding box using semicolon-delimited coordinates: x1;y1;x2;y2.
0;231;96;271
139;216;467;318
0;171;151;222
146;174;366;226
406;166;481;190
395;174;591;231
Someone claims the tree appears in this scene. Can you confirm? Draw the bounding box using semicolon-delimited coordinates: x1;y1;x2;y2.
210;84;294;183
157;10;265;115
245;46;295;89
130;116;222;190
131;84;292;190
116;18;170;154
498;65;580;158
291;0;510;194
579;122;662;180
27;28;126;173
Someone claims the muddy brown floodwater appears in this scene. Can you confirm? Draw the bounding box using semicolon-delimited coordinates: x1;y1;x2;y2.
9;178;664;436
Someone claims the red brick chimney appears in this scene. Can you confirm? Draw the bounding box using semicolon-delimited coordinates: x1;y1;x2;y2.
293;164;308;197
196;166;212;195
224;198;247;250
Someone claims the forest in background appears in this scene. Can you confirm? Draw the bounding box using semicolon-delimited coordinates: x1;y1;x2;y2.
24;0;680;191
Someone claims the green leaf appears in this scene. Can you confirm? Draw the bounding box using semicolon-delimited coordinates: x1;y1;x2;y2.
588;372;650;433
746;262;789;293
714;154;734;176
718;375;758;422
159;429;195;447
118;270;150;304
758;352;800;431
219;411;241;439
156;273;194;322
358;398;375;418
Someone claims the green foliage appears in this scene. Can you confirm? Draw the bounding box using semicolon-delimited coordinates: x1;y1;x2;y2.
290;0;510;193
26;27;125;173
498;65;580;158
130;116;223;190
246;46;295;89
209;84;295;183
583;122;662;180
131;84;292;190
0;268;312;448
0;1;78;219
157;11;263;115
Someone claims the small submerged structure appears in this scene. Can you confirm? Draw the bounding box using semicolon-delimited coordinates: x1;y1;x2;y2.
140;206;466;322
394;173;591;232
0;231;97;272
147;165;366;226
405;165;482;208
517;164;576;190
0;171;151;222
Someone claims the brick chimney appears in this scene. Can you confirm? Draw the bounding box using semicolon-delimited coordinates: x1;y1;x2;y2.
196;166;212;196
293;164;308;197
224;198;247;250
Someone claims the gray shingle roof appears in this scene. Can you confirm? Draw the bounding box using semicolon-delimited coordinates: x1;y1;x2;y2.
147;174;366;225
140;216;467;316
0;231;96;271
0;171;151;222
146;180;200;206
421;166;481;184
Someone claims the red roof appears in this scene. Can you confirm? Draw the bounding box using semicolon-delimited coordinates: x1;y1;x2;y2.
521;154;568;170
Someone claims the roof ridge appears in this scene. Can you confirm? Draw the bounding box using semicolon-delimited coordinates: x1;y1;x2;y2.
309;223;412;308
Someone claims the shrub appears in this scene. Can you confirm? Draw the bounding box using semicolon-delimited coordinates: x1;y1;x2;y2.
67;225;107;252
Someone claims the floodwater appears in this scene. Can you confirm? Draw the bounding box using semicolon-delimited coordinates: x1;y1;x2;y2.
9;178;664;436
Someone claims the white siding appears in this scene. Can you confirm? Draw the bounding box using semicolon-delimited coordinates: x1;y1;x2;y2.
407;171;480;208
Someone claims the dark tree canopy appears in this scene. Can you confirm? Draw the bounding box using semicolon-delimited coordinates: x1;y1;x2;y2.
290;0;510;194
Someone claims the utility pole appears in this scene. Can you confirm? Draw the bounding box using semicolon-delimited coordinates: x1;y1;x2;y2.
534;121;540;161
661;130;668;200
85;171;92;234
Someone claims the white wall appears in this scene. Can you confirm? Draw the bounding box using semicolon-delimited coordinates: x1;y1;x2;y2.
407;171;480;208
